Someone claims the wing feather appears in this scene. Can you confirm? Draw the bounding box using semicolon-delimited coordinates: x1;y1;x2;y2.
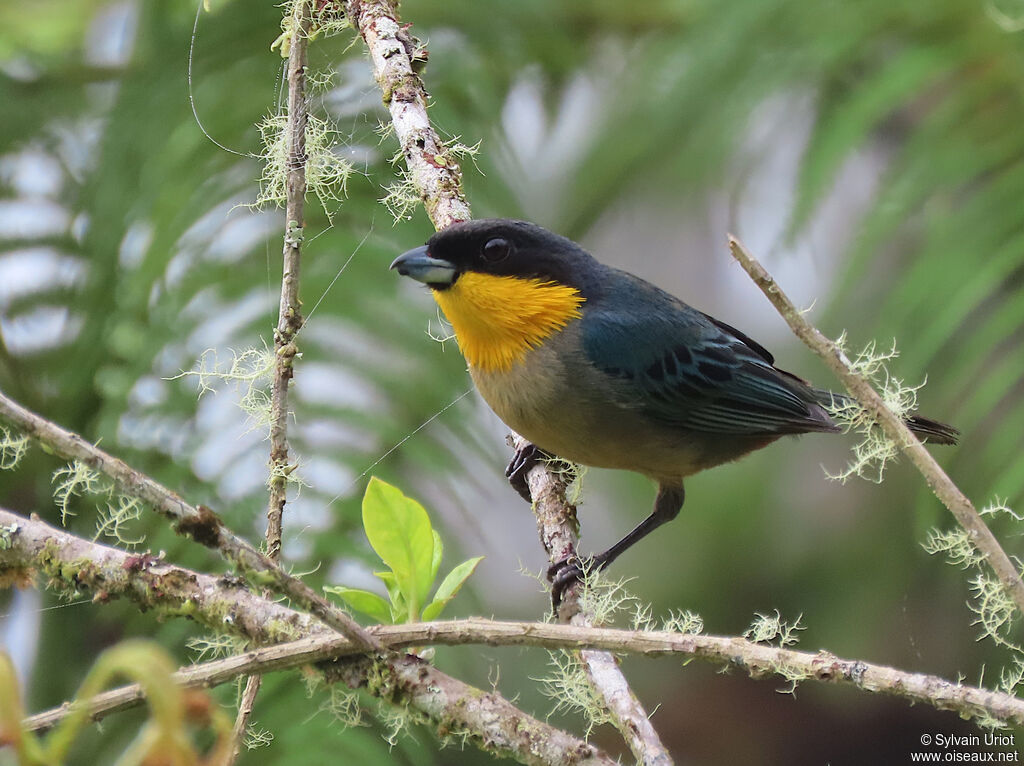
582;280;836;436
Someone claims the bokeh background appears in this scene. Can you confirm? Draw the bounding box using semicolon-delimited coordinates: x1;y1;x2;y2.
2;0;1024;763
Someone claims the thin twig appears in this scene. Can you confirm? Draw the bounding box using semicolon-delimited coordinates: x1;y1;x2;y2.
512;435;674;766
22;610;1024;732
727;235;1024;617
228;675;262;762
266;0;310;563
230;2;315;757
1;508;613;766
0;387;381;653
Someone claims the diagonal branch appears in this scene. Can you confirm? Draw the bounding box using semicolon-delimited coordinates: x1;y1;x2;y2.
0;508;614;766
727;236;1024;617
512;436;674;766
341;0;669;759
0;387;381;653
344;0;471;229
12;508;1022;740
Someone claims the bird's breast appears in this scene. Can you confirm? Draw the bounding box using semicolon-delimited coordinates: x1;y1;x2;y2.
432;272;584;374
469;328;762;483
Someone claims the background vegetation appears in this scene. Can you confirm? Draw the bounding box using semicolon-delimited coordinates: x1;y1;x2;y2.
2;0;1024;762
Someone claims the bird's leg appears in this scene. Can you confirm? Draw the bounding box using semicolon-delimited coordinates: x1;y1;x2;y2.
549;484;685;609
505;441;552;502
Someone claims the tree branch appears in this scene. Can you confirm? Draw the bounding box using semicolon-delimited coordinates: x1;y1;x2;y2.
512;436;673;766
266;0;310;564
232;1;315;756
20;598;1023;733
727;236;1024;617
0;508;612;766
341;0;668;758
0;387;381;653
344;0;472;229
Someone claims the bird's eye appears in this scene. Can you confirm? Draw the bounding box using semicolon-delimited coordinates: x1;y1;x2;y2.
481;238;512;263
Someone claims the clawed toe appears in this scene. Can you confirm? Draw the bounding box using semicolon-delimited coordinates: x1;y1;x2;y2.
547;555;593;612
506;443;545;502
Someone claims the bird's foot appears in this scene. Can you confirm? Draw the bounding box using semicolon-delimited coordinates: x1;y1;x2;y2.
547;554;604;612
505;442;547;503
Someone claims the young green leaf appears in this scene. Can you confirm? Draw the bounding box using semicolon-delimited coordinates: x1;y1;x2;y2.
375;571;407;619
430;529;443;582
362;477;435;618
324;586;394;624
421;556;484;622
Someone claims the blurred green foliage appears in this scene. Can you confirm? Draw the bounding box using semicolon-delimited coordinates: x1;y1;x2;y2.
1;0;1023;763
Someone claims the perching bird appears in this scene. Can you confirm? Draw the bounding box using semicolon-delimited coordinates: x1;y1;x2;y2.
391;219;958;602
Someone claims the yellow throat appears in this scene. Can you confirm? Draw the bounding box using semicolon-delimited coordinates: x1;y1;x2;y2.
432;271;585;373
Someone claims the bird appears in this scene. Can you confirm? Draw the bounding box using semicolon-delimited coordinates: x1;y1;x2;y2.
390;219;958;604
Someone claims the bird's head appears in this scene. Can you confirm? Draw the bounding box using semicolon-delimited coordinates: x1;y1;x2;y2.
390;218;597;291
391;219;598;371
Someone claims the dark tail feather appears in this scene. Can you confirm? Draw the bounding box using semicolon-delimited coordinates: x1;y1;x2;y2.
904;414;959;446
814;391;959;446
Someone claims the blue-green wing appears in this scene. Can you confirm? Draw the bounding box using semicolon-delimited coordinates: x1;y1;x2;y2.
581;285;835;436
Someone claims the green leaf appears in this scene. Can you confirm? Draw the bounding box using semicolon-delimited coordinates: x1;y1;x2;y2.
324;587;393;624
421;556;483;622
374;570;407;620
362;477;436;618
430;529;444;582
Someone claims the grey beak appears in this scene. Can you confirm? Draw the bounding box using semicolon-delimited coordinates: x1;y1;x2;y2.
390;245;457;287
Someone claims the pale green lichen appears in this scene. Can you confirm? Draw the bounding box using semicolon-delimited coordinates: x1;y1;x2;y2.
998;657;1024;695
923;499;1024;693
743;610;804;647
663;609;704;635
969;573;1021;653
980;499;1024;522
243;724;274;751
575;568;641;628
380;169;421;224
168;346;276;435
772;661;813;695
0;426;29;470
93;495;144;547
426;307;456;346
254;111;353;224
52;460;103;524
186;633;246;663
824;334;924;483
921;528;985;570
321;685;367;729
378;702;424;748
0;522;18;550
270;0;351;58
439;135;482;175
266;461;310;494
539;650;612;738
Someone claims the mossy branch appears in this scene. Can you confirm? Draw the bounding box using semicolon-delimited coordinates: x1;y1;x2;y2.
511;435;673;766
231;1;316;755
340;0;667;757
344;0;471;229
266;0;311;565
727;236;1024;619
0;508;614;766
9;513;1019;734
0;386;381;653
